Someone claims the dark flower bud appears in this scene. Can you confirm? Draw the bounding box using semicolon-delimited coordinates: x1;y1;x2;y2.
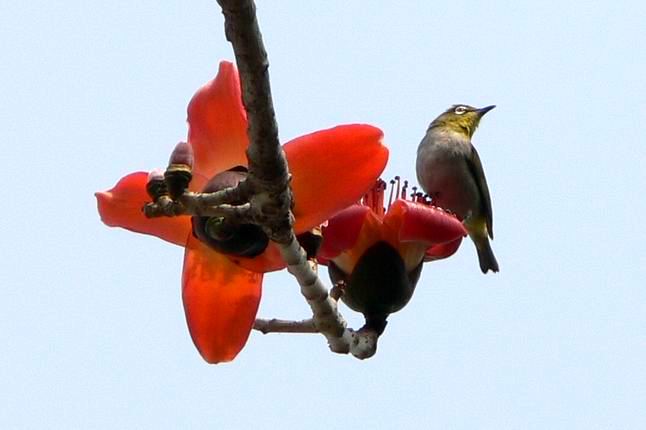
327;241;422;335
165;142;193;199
191;167;269;258
168;141;194;168
146;168;167;201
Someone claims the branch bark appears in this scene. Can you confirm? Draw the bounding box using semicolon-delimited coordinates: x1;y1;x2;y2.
217;0;293;245
253;318;318;334
145;194;255;223
279;236;379;359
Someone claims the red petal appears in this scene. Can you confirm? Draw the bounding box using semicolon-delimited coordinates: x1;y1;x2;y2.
187;61;249;188
426;238;463;261
284;125;388;233
182;234;262;364
385;200;467;245
318;205;371;261
95;172;191;246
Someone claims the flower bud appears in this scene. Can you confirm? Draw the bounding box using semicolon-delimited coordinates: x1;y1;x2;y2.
168;141;194;168
146;168;167;201
165;142;193;199
191;168;269;258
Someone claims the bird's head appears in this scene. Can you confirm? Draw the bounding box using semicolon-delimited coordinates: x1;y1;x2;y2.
428;104;495;138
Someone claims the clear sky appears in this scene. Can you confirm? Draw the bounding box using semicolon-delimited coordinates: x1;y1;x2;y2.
2;1;645;428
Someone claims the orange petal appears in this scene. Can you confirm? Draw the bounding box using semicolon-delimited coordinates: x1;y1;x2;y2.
385;200;467;245
233;241;286;273
321;208;384;273
285;125;388;233
182;234;262;364
187;61;249;187
95;172;191;246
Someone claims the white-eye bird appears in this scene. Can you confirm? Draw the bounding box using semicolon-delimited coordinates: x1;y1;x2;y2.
416;104;499;273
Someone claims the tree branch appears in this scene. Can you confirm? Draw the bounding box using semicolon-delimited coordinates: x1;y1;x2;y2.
279;236;379;359
145;195;255;223
253;318;318;334
217;0;293;245
215;0;380;359
141;0;383;359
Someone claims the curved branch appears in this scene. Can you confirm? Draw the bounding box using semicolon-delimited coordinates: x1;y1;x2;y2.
213;0;381;359
279;237;379;359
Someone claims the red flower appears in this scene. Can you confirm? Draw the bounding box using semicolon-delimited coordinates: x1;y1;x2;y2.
318;179;466;333
95;61;388;363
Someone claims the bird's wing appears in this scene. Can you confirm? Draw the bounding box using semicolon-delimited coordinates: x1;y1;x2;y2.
465;145;494;239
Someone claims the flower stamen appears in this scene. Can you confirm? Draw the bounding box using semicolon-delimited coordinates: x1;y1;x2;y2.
361;177;438;217
387;179;395;209
395;176;401;201
361;179;386;217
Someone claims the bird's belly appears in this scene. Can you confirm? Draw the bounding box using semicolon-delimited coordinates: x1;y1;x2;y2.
419;159;480;220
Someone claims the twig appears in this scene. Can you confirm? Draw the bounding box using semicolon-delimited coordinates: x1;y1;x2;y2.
279;236;379;359
144;195;255;223
193;180;251;206
253;318;318;334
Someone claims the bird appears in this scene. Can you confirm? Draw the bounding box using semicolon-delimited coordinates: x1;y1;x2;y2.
416;104;499;273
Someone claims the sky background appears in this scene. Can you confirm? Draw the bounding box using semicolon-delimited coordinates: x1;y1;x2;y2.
2;1;645;428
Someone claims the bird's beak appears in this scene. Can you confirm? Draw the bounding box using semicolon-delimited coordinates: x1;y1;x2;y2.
476;105;496;116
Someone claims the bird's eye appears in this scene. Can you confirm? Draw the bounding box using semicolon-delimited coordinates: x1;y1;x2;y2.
454;106;467;115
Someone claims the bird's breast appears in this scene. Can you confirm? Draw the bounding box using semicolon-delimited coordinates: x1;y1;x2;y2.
417;135;481;220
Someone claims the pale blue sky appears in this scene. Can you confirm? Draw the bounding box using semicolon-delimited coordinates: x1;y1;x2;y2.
2;1;645;428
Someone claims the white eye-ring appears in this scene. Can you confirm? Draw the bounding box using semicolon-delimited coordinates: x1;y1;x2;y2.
454;106;468;115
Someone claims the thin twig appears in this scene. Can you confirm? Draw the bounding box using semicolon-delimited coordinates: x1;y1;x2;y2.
144;196;255;222
253;318;318;334
193;180;252;206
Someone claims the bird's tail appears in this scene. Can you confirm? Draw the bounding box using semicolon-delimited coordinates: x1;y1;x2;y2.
474;236;499;274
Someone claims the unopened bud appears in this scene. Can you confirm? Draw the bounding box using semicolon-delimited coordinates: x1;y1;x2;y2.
168;141;194;168
146;168;167;201
165;142;193;199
